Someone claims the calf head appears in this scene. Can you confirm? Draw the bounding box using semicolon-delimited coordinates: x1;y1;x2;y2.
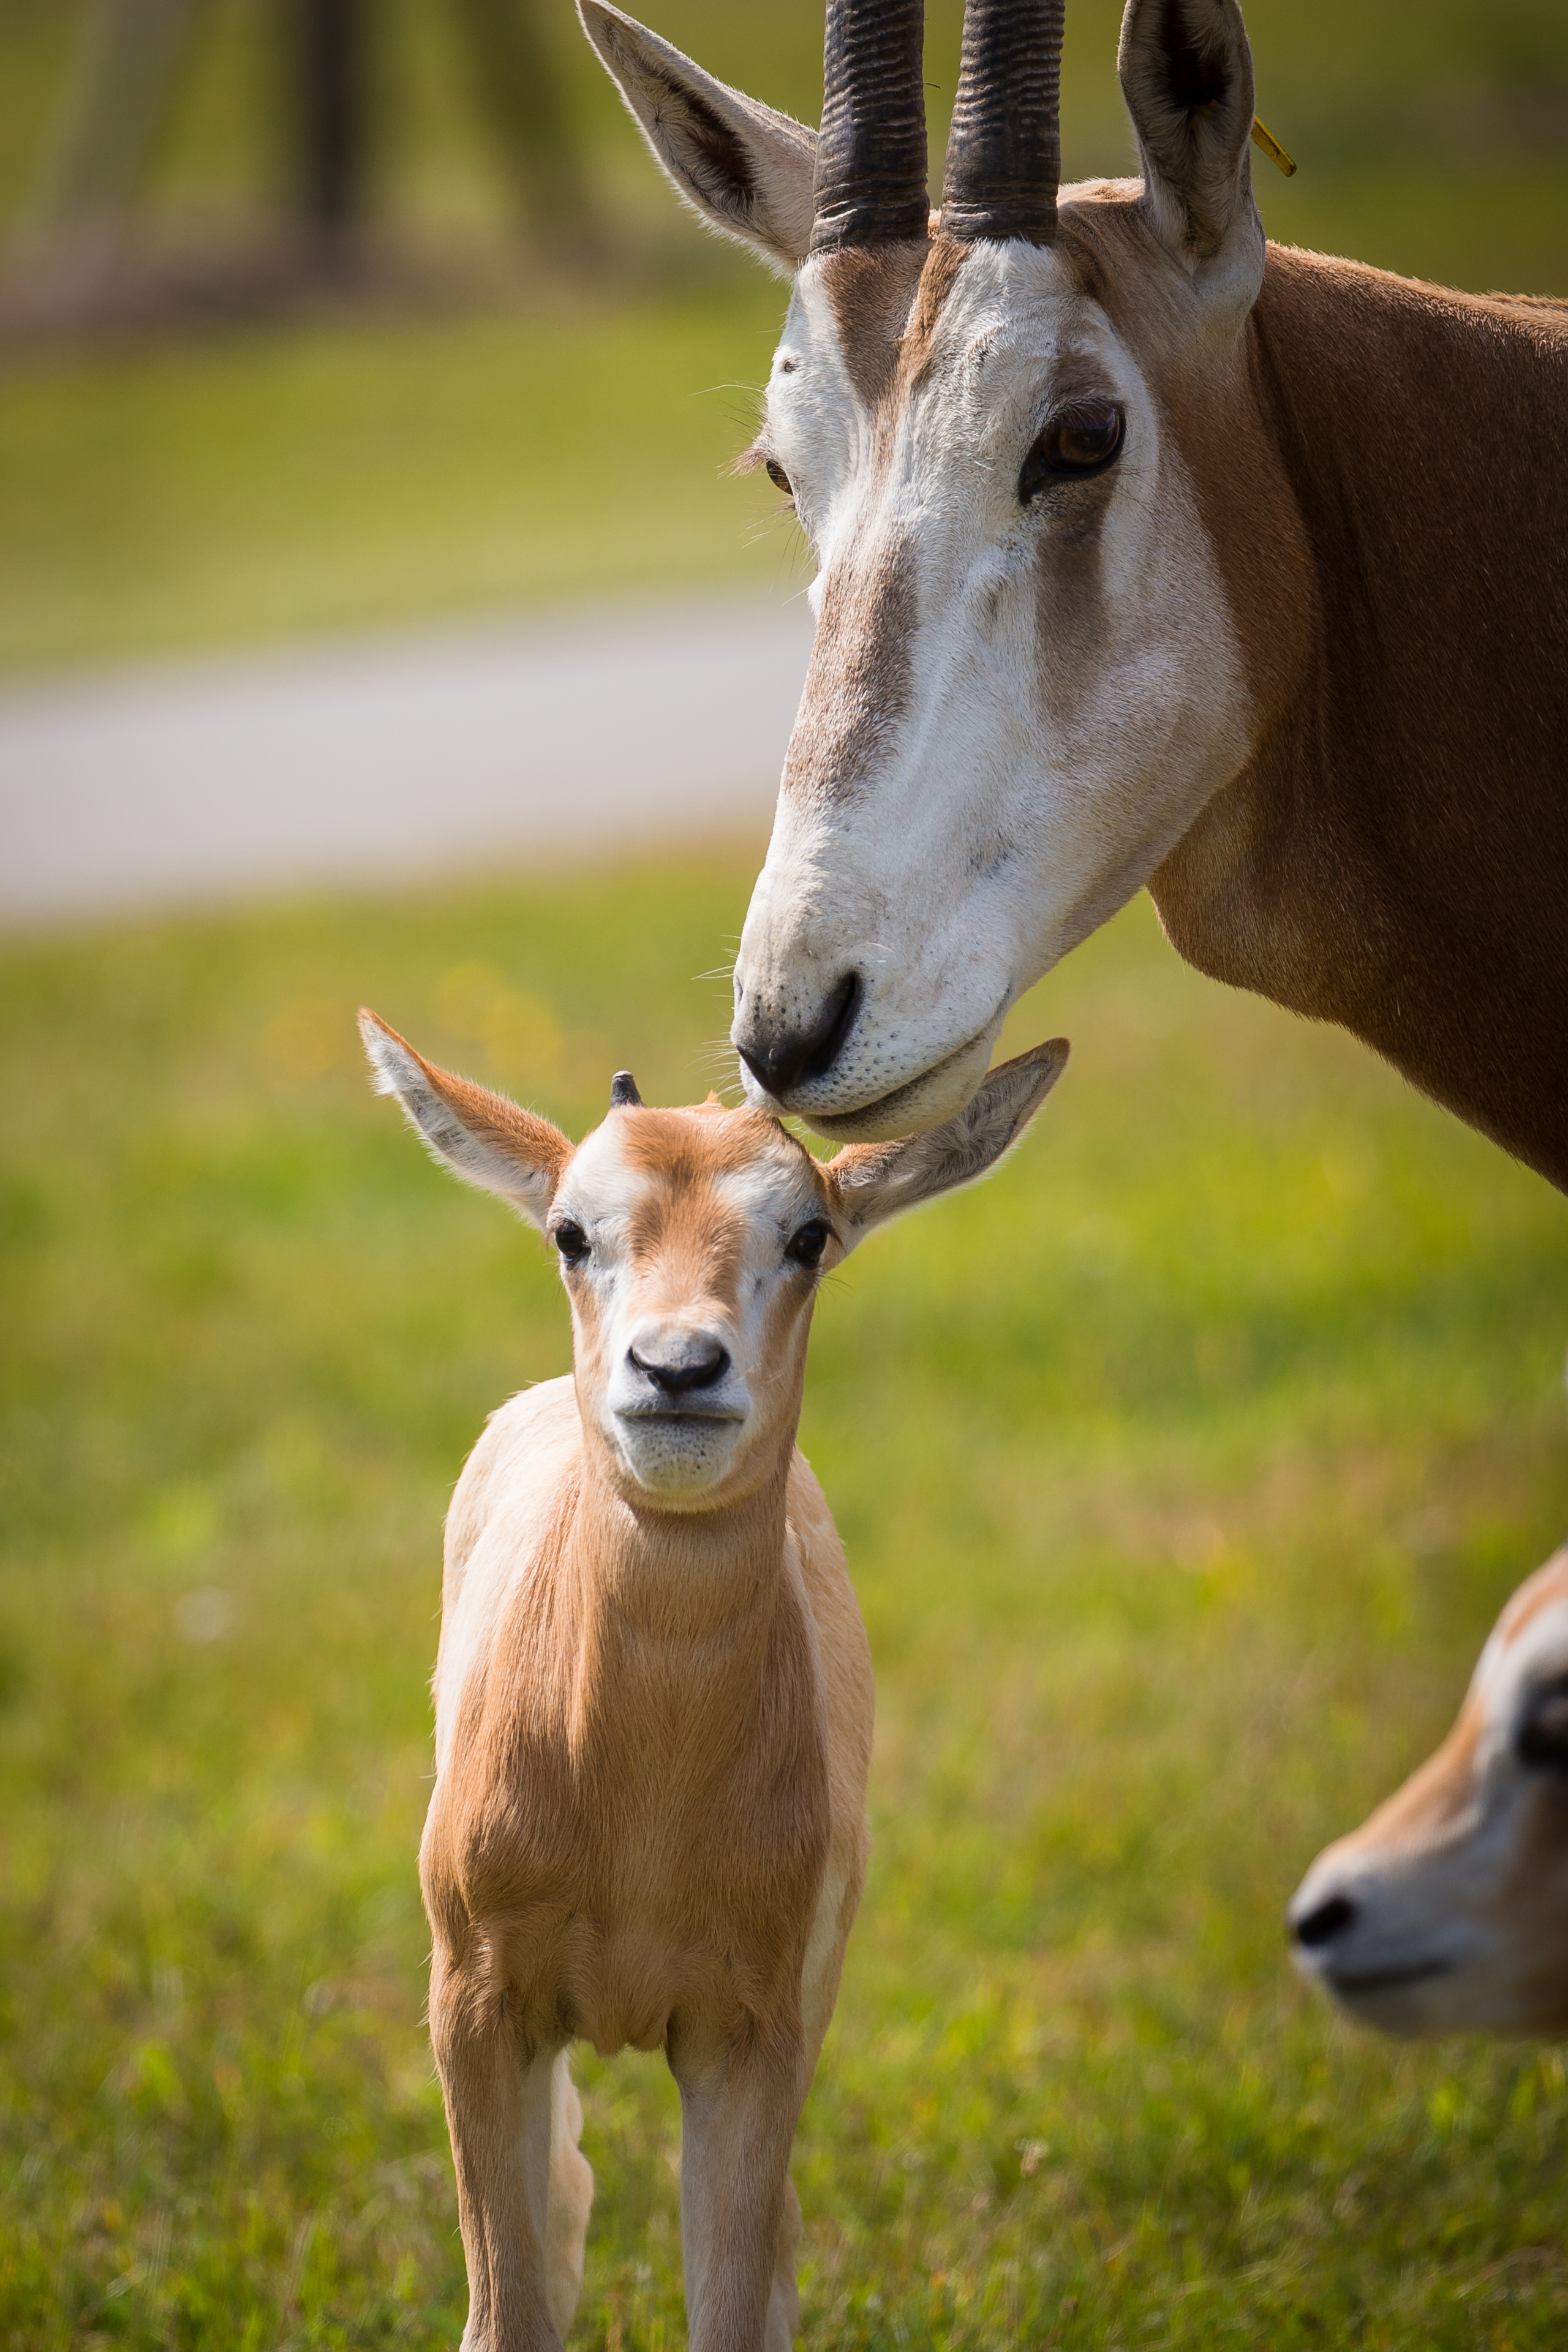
361;1011;1066;1507
582;0;1275;1138
1289;1549;1568;2037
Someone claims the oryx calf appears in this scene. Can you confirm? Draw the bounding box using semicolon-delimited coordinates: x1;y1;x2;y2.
360;1011;1066;2351
1290;1548;1568;2038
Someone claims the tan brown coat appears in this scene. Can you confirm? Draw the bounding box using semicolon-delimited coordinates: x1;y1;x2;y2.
360;1012;1066;2351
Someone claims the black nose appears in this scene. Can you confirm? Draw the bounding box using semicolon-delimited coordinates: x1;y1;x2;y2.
628;1338;731;1396
735;971;861;1099
1292;1893;1359;1950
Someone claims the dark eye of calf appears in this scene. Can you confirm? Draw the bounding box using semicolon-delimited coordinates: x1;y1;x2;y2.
1019;405;1125;504
784;1219;830;1270
1518;1679;1568;1771
765;458;794;498
552;1219;590;1265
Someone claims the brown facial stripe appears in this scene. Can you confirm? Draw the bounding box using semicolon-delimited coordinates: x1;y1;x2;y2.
814;240;933;410
1033;478;1110;727
1348;1695;1486;1852
626;1178;749;1302
614;1107;829;1296
1493;1553;1568;1650
811;234;984;417
782;530;917;805
614;1104;820;1185
1025;352;1123;704
894;235;973;398
782;239;962;815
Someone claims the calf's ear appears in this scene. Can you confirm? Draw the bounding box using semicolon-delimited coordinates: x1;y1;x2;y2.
578;1;817;275
359;1009;571;1229
1118;0;1260;272
825;1039;1068;1244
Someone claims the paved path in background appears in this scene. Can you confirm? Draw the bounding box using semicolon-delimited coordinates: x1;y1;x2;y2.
0;594;816;925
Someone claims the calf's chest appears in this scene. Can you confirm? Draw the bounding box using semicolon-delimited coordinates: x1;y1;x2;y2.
422;1577;834;2054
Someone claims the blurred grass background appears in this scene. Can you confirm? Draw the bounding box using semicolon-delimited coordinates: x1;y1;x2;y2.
4;0;1568;2343
2;0;1567;672
3;873;1567;2345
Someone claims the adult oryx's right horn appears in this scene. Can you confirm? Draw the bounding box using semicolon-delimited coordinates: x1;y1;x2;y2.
810;0;930;252
941;0;1065;244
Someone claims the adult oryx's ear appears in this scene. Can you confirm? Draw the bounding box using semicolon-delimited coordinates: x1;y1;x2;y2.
359;1010;572;1231
824;1040;1069;1246
1118;0;1259;269
578;1;817;276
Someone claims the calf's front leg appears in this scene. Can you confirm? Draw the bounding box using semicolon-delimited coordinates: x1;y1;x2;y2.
429;1948;593;2352
672;2024;808;2352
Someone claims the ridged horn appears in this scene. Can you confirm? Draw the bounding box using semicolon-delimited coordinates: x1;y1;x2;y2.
810;0;930;254
941;0;1064;244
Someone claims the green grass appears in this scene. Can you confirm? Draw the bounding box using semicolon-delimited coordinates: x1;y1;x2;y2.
4;862;1567;2346
0;288;794;674
2;0;1566;674
5;7;1568;2334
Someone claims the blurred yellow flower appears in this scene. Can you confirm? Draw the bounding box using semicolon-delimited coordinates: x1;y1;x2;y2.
265;996;350;1079
435;961;563;1085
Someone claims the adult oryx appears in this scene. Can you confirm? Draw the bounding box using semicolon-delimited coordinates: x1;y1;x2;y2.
581;0;1568;1181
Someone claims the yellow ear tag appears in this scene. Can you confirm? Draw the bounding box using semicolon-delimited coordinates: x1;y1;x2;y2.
1251;117;1297;177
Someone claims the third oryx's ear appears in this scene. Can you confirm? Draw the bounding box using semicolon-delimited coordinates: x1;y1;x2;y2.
1118;0;1259;270
824;1040;1069;1245
360;1009;571;1231
578;1;817;276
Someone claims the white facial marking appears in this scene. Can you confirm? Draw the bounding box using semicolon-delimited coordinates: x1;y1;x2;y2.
735;211;1256;1135
551;1119;832;1506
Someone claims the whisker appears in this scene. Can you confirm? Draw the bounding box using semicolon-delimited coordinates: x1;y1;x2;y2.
740;505;805;554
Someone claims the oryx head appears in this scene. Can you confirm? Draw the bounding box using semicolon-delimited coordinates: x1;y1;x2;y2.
582;0;1272;1139
1289;1550;1568;2038
361;1009;1067;1507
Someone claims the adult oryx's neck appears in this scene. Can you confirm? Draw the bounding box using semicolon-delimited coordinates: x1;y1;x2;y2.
1151;243;1568;1193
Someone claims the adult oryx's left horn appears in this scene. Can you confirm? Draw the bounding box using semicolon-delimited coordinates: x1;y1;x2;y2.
941;0;1064;244
810;0;930;252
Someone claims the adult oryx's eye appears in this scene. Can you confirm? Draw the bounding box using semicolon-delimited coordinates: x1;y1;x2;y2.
765;458;794;498
1518;1679;1568;1771
552;1219;590;1265
1018;404;1125;503
784;1218;830;1270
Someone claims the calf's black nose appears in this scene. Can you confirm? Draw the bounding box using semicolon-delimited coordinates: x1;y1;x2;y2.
1292;1893;1359;1950
628;1338;731;1396
736;971;861;1098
